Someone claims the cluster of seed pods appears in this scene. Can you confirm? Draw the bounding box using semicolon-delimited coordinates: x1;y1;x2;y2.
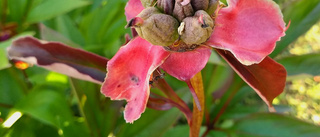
127;0;219;52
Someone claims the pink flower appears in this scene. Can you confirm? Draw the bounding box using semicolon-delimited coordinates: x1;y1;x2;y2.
101;0;287;123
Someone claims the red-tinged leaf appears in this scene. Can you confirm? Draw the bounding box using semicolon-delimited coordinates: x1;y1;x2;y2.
147;95;174;111
216;49;286;111
161;46;212;81
101;37;170;123
125;0;144;22
7;36;108;84
207;0;286;65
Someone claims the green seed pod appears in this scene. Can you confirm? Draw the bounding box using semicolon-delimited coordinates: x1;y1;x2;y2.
140;0;157;8
180;10;214;45
206;0;219;15
135;7;179;47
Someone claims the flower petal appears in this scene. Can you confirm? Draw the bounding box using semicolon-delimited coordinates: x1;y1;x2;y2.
216;49;286;111
161;46;211;81
125;0;144;22
7;36;108;84
101;37;170;123
207;0;286;65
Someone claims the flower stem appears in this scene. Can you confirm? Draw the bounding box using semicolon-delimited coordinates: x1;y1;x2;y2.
189;72;205;137
153;69;192;122
201;76;243;137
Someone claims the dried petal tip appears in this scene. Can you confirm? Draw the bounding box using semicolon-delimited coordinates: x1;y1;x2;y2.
126;17;144;28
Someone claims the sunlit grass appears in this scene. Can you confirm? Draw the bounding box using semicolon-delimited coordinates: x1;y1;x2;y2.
288;22;320;55
278;21;320;125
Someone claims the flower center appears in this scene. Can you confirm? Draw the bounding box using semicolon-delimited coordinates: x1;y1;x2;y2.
128;0;219;52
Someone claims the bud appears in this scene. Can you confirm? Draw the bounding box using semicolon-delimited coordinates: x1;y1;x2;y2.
157;0;175;15
180;10;214;45
135;7;179;46
191;0;209;11
173;0;194;21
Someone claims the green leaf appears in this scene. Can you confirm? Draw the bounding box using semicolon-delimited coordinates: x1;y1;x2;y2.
79;0;127;56
14;90;74;127
277;53;320;76
0;48;10;69
0;68;27;104
207;130;229;137
116;108;181;137
271;0;320;57
54;15;85;46
70;78;121;137
14;88;90;137
26;0;90;23
39;24;81;48
7;0;28;23
115;88;190;137
229;113;320;137
3;115;60;137
0;68;27;118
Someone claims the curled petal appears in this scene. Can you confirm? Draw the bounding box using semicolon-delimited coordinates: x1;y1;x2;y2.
161;46;211;81
7;36;108;84
125;0;145;22
207;0;286;65
101;37;170;123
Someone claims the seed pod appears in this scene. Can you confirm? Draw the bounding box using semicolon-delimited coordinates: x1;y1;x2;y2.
206;0;219;15
140;0;157;8
157;0;175;15
180;10;214;45
173;0;194;22
135;7;179;47
191;0;209;11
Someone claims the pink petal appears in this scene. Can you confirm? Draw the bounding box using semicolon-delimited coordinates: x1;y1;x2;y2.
161;46;211;81
125;0;144;22
101;37;170;123
206;0;286;65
